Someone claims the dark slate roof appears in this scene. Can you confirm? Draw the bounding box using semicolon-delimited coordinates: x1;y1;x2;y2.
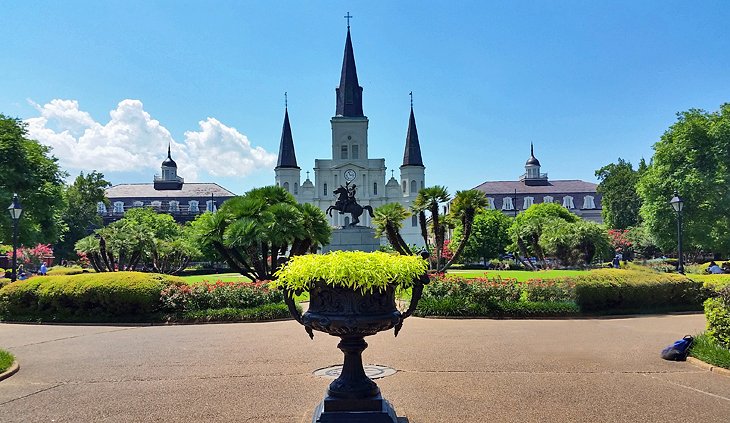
275;108;299;169
402;106;424;166
106;183;236;199
162;144;177;168
525;143;540;166
335;28;364;117
473;180;598;195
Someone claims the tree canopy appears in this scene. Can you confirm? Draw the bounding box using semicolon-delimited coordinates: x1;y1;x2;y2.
595;158;644;229
508;203;579;268
0;115;66;246
450;208;511;266
637;104;730;256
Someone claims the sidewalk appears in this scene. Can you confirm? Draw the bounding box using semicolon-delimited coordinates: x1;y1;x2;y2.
0;314;728;422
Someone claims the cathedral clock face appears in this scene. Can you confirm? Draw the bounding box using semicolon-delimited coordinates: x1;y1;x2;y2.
344;169;356;182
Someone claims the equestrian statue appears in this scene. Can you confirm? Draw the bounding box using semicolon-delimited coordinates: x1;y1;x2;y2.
326;181;374;227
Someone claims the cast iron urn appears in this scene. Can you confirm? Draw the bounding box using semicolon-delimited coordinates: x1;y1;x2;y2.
284;270;429;423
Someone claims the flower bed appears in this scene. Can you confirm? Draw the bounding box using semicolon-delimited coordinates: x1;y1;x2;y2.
415;269;709;317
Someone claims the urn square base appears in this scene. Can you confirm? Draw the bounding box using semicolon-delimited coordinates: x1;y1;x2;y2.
311;393;407;423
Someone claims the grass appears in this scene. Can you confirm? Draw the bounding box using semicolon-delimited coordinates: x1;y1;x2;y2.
447;269;589;281
0;349;14;373
690;333;730;369
179;273;252;284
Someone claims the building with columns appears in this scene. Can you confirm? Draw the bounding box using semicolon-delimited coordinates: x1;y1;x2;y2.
274;25;426;247
473;144;602;223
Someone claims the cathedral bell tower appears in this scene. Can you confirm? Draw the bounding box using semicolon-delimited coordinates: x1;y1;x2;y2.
274;100;301;197
400;94;425;199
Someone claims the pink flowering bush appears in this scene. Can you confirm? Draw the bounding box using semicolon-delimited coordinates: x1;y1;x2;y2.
5;244;53;270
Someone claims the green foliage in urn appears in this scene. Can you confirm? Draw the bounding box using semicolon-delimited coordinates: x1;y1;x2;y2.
272;251;429;294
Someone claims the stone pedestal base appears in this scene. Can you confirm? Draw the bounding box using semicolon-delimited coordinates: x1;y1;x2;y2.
321;226;381;253
312;393;407;423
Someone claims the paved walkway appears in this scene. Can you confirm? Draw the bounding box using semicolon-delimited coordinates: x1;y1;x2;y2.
0;314;728;422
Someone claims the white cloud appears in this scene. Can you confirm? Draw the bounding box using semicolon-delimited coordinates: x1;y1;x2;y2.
24;99;276;182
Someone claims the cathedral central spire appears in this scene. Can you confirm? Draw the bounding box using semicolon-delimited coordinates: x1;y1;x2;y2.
335;26;364;117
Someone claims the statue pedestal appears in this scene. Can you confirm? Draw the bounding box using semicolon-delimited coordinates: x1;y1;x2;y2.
322;226;381;253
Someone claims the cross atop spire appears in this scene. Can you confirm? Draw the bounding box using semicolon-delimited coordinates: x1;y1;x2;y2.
284;91;288;109
409;91;413;108
344;12;353;28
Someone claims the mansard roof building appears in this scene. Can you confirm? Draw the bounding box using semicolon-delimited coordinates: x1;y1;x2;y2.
100;145;235;224
274;25;427;246
473;144;602;223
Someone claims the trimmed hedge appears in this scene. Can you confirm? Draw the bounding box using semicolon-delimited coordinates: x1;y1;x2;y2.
0;272;183;320
569;269;706;312
704;286;730;347
46;266;91;276
175;303;295;322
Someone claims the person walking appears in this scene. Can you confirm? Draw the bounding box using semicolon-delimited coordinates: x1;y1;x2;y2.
39;262;48;276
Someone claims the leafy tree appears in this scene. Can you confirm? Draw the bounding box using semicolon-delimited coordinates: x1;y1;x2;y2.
595;158;643;229
55;171;111;260
190;186;331;280
412;186;450;270
637;104;730;256
540;220;611;266
624;224;662;260
0;115;66;246
75;208;199;274
508;203;579;268
451;209;511;266
373;203;413;256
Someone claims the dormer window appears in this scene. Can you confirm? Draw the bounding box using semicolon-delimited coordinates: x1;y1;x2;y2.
113;201;125;214
188;200;199;213
523;197;534;209
562;196;575;209
486;197;495;209
543;196;554;204
97;202;107;213
502;197;514;211
169;200;180;212
133;201;144;207
583;195;596;209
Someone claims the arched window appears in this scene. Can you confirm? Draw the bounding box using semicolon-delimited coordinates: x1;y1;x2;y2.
562;196;575;209
373;182;378;195
543;196;554;204
341;145;348;159
583;195;596;209
486;197;495;210
523;197;534;209
97;202;107;213
113;201;125;213
283;182;290;192
294;182;298;195
402;181;406;193
410;180;417;194
168;200;180;212
188;200;199;213
502;197;514;211
324;183;328;196
133;201;144;207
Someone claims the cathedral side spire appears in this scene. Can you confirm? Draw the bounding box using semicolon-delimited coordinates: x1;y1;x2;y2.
335;26;364;117
276;106;299;169
402;100;424;167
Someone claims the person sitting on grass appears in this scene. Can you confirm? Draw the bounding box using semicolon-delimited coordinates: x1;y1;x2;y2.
707;261;724;274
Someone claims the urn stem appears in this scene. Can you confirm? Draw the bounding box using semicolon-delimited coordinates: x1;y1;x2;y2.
328;336;379;399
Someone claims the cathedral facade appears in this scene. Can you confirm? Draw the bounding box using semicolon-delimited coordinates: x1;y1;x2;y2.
274;26;426;247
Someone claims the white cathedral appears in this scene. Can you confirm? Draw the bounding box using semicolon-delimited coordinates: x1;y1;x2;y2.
274;25;426;247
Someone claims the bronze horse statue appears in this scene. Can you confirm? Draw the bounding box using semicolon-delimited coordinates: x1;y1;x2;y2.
326;186;374;226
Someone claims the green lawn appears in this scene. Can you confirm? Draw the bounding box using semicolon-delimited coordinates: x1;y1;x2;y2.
447;269;589;281
179;273;252;284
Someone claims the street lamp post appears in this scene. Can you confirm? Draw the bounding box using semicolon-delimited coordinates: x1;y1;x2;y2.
669;191;684;274
7;193;23;282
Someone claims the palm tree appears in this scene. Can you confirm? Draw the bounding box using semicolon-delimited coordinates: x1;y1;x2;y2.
413;186;450;270
291;203;332;256
443;190;488;271
373;203;413;255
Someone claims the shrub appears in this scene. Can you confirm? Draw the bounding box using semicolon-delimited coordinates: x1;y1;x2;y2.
704;286;730;347
177;303;294;322
0;349;14;373
0;278;10;289
689;332;730;370
524;278;576;302
160;280;283;312
571;269;706;312
0;272;183;320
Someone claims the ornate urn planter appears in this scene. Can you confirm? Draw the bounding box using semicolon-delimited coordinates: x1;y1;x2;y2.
277;251;429;423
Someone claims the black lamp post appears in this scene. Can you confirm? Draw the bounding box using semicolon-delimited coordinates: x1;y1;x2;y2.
7;193;23;282
669;191;684;274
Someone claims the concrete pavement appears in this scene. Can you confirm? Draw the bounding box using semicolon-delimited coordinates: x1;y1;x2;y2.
0;314;728;422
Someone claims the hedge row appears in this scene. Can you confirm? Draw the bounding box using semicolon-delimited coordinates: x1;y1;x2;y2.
704;286;730;347
0;272;183;320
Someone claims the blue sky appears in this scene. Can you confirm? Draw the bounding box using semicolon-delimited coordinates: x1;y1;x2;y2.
2;1;729;194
